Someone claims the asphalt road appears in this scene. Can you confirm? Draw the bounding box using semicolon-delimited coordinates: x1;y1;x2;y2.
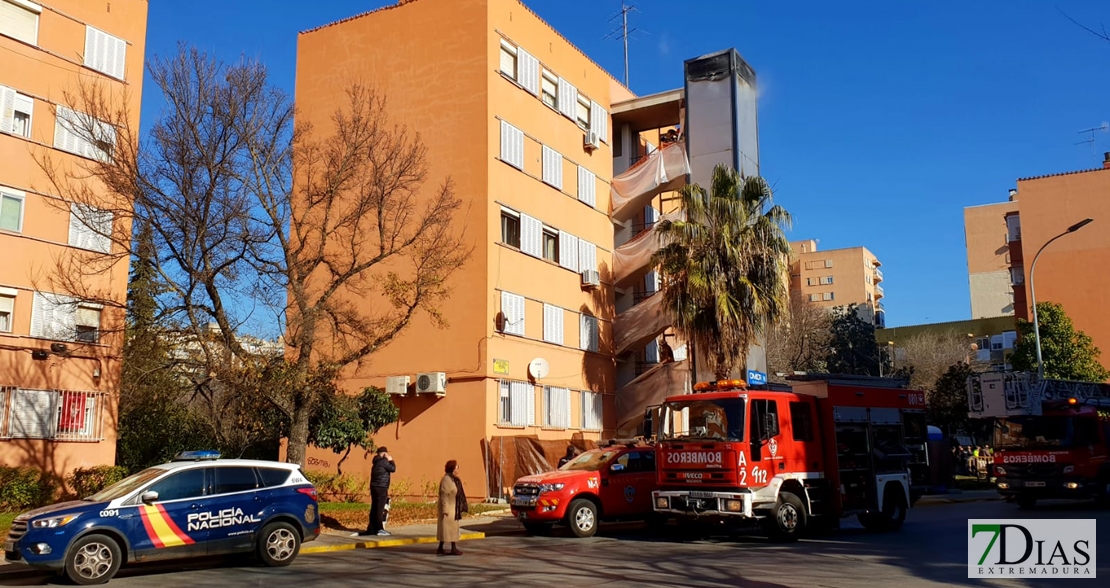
2;499;1107;587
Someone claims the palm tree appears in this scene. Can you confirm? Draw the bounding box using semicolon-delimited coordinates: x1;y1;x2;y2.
652;163;793;380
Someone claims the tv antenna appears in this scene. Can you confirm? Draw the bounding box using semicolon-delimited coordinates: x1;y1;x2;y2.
1075;122;1108;162
604;1;646;87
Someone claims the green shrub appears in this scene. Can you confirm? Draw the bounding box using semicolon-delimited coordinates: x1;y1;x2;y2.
0;466;58;511
303;470;367;503
67;466;129;499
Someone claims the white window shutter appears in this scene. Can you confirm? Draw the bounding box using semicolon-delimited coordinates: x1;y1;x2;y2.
591;100;608;144
543;303;563;345
580;315;599;352
577;166;596;207
578;241;597;274
557;77;577;119
9;389;57;439
0;85;16;133
501;291;525;336
510;381;528;426
558;231;579;272
0;0;40;45
565;388;572;429
85;27;127;80
31;292;74;341
519;213;542;258
542;145;562;189
500;121;523;169
518;47;540;96
54;106;79;155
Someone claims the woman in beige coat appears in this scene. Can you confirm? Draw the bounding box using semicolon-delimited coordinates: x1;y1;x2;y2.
437;460;468;555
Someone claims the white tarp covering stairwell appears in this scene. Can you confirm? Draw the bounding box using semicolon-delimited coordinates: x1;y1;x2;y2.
610;142;691;222
612;209;685;286
613;290;669;356
616;359;690;437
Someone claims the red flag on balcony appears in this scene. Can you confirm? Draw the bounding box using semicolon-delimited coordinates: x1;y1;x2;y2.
59;394;87;432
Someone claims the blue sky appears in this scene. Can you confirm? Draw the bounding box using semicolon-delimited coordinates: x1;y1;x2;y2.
141;1;1110;328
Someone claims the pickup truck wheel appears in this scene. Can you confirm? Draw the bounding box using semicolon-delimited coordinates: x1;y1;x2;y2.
64;534;122;585
565;499;598;538
763;492;806;542
522;522;553;536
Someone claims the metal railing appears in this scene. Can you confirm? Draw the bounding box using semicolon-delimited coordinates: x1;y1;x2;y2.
0;387;107;442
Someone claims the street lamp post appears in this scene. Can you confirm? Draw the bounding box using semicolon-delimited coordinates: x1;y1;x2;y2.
1030;218;1094;381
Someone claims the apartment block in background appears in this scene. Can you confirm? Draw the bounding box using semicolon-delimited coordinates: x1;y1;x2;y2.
0;0;148;478
877;315;1018;372
789;240;885;327
963;196;1019;319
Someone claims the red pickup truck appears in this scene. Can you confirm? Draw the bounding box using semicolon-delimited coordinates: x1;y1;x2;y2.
510;441;658;538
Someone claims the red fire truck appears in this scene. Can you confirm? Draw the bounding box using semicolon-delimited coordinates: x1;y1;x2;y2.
966;372;1110;508
647;374;928;541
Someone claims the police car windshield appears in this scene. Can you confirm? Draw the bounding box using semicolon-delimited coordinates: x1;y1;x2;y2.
83;467;167;502
561;450;618;471
662;398;746;442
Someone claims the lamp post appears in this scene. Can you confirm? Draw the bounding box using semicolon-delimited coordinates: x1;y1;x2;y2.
1030;218;1093;381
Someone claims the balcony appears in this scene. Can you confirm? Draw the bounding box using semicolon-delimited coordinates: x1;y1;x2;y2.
610;141;690;223
874;268;883;283
875;284;885;299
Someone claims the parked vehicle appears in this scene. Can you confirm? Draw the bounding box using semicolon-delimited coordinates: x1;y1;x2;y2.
510;442;658;538
967;371;1110;508
648;374;927;541
4;451;320;585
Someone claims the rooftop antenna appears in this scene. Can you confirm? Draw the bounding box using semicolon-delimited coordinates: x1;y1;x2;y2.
1075;122;1108;163
604;1;643;87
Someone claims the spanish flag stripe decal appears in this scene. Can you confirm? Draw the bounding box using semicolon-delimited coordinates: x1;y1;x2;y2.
140;505;195;547
138;506;165;549
155;504;196;544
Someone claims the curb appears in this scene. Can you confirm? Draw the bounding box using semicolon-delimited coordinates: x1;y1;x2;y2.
301;531;485;554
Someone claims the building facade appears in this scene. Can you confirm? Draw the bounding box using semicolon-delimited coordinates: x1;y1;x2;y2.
789;240;885;327
0;0;148;478
294;0;760;499
963;198;1019;319
877;316;1018;372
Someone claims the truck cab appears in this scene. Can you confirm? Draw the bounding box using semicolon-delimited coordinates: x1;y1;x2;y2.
651;375;925;541
510;441;658;538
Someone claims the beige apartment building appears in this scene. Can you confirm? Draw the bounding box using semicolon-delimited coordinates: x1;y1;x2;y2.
789;240;885;327
963;195;1019;319
1;0;148;479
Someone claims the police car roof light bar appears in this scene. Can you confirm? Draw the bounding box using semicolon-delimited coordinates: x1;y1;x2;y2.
174;450;221;461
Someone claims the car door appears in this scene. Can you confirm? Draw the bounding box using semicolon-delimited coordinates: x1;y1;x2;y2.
600;451;652;517
128;467;209;561
204;466;266;555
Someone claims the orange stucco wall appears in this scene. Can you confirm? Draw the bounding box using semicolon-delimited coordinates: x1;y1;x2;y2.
0;0;148;480
964;200;1019;319
1013;168;1110;371
789;243;882;310
294;0;625;500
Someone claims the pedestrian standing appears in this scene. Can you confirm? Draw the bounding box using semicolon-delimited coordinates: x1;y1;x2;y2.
437;460;468;555
355;447;395;537
558;445;577;468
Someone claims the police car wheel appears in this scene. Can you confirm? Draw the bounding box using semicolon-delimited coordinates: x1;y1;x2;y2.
566;499;598;538
64;534;121;585
258;522;300;567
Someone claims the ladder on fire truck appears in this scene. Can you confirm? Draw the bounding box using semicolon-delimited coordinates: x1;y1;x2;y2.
967;371;1110;418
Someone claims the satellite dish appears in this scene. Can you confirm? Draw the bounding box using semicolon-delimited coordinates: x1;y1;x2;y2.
529;358;549;379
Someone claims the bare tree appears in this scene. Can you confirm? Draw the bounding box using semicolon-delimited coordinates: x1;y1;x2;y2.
35;46;471;466
765;295;832;382
895;329;979;393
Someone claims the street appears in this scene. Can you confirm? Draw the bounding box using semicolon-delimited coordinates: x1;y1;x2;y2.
1;499;1106;587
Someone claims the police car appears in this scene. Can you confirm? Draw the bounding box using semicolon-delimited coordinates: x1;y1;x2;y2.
3;451;320;585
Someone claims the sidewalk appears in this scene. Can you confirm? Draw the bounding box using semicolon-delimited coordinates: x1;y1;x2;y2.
302;512;523;554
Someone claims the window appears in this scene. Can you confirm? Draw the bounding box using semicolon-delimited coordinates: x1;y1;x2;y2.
30;291;101;343
542;145;563;189
0;0;40;45
825;259;833;268
84;26;127;80
541;227;558;262
499;380;535;427
0;188;24;232
611;451;646;474
558;230;578;272
500;209;520;248
557;77;578;120
499;120;523;169
577;240;597;274
54;106;115;161
543;303;564;345
543;386;571;429
822;276;834;285
1;87;33;138
499;40;517;80
809;293;820;302
7;388;55;438
541;71;557;109
56;390;97;439
577;166;596;207
0;289;14;332
749;399;780;448
590;100;609;144
576;95;590;130
581;391;603;430
74;304;101;343
146;468;208;502
822;292;834;301
213;467;259;495
789;401;814;442
580;314;599;352
499;291;525;336
256;468;291;488
69;203;113;253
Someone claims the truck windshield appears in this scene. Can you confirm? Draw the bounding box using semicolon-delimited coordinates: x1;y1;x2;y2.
561;450;619;471
994;415;1099;449
661;398;745;442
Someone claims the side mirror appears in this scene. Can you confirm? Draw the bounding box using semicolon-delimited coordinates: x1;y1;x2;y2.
140;491;159;504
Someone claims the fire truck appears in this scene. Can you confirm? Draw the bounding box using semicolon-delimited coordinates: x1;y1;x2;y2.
647;374;928;541
966;371;1110;508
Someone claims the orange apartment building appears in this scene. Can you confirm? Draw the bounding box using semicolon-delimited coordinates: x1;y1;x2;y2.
789;239;885;327
294;0;761;499
963;196;1019;319
969;153;1110;372
0;1;147;479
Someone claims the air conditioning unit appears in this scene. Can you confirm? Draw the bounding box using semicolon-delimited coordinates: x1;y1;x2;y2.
415;372;447;396
385;375;410;395
584;131;601;151
581;269;600;288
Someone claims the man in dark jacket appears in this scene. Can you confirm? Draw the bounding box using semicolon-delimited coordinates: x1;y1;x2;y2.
357;447;395;536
